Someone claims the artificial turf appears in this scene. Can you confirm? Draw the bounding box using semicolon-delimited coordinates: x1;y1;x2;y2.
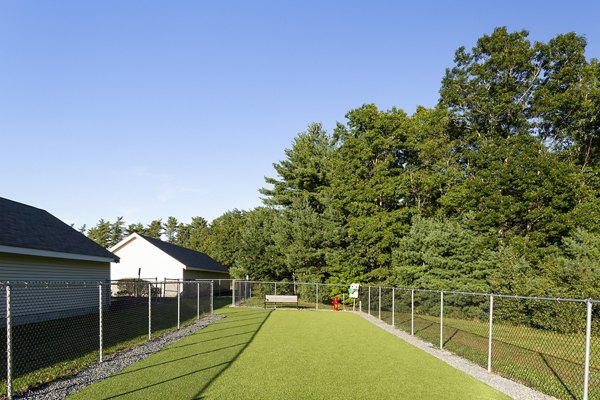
68;308;510;399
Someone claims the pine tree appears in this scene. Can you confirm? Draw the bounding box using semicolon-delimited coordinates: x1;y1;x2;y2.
164;216;178;243
145;219;163;239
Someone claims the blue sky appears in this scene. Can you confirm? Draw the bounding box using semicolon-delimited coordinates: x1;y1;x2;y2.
1;1;599;228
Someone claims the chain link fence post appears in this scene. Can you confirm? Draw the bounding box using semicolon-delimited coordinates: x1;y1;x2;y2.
6;284;12;400
378;286;381;320
411;288;414;336
274;282;277;296
368;286;371;316
197;281;200;320
231;279;236;307
584;300;592;400
487;294;494;372
392;287;395;327
177;281;181;330
315;283;319;310
440;291;444;350
210;280;214;315
98;283;103;363
148;283;152;340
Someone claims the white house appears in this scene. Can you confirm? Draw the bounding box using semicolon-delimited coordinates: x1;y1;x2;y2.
0;197;119;325
109;233;230;296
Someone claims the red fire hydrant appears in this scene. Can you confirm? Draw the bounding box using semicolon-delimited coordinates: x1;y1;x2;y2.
333;295;339;312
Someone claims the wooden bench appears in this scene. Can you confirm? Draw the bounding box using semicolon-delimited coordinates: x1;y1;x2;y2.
264;295;298;309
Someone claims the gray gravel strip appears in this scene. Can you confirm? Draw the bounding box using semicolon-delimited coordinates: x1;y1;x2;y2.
17;314;225;400
356;312;557;400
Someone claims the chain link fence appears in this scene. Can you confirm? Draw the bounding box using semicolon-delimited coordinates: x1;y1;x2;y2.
361;286;597;400
232;280;600;400
3;278;598;400
232;281;351;311
0;279;214;399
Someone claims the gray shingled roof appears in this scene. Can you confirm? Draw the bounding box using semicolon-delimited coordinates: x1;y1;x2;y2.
0;197;118;261
140;235;228;273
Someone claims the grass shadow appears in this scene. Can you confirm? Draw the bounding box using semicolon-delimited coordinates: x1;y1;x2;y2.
101;362;232;399
168;331;258;349
109;342;249;378
443;328;459;347
193;310;272;399
414;321;435;335
87;309;273;399
540;353;577;400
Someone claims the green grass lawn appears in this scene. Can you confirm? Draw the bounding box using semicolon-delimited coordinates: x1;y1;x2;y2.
69;308;510;400
0;297;211;397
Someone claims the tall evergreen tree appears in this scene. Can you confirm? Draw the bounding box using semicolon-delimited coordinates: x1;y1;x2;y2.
125;223;145;236
260;122;333;211
109;217;125;247
164;216;178;243
236;207;287;280
87;219;111;248
403;106;462;217
183;217;209;251
329;104;413;281
203;210;246;271
145;219;163;239
392;216;494;292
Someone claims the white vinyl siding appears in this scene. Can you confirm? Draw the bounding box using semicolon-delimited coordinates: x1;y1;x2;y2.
111;236;185;282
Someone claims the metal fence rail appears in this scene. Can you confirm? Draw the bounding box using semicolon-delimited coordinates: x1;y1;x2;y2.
0;279;214;399
231;280;600;400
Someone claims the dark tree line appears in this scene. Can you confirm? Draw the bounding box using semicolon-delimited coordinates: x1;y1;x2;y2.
85;28;600;301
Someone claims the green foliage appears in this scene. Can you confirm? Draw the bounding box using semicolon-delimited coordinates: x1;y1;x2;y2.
485;230;600;332
329;104;414;279
260;122;332;211
440;27;599;156
440;27;538;139
86;219;111;248
109;217;125;247
273;202;342;282
164;216;178;243
145;219;163;239
236;207;287;280
392;216;494;292
440;135;583;246
125;222;144;236
404;106;462;217
202;210;246;271
178;216;209;251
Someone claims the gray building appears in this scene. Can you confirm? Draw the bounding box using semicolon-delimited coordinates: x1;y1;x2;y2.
0;197;119;324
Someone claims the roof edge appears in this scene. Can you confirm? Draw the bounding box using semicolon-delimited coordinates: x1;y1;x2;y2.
109;233;141;253
0;245;118;263
184;266;230;273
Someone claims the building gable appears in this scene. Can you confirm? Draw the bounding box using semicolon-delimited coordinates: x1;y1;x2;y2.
110;234;185;280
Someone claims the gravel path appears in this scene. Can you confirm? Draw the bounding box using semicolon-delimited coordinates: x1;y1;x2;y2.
356;312;557;400
17;314;224;400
